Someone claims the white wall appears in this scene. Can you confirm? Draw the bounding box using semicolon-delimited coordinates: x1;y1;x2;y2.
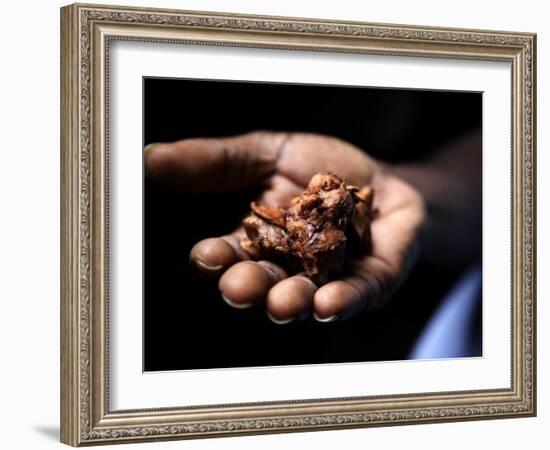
0;0;546;448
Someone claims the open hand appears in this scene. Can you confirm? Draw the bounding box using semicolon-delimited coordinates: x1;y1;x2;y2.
144;131;426;323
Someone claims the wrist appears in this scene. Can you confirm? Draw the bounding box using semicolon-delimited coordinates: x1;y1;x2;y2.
391;160;481;269
390;162;441;266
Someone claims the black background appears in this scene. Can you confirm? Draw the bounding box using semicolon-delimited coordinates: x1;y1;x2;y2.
143;77;482;371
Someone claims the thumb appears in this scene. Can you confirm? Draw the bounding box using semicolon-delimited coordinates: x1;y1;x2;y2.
144;131;290;192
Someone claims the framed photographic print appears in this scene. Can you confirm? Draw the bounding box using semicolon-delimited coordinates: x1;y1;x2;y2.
60;3;537;446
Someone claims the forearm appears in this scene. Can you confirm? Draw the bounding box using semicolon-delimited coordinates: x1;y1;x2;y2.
392;128;482;269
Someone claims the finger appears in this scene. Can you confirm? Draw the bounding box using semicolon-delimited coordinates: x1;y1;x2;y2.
266;275;317;324
313;257;397;321
189;228;250;279
218;260;287;309
144;131;290;192
313;277;372;322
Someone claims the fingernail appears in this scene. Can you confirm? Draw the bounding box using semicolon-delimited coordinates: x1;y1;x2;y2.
194;259;224;272
221;293;253;310
266;311;295;325
313;312;338;323
144;143;159;154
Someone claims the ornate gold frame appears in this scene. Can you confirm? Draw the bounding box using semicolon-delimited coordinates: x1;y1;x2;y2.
60;3;536;446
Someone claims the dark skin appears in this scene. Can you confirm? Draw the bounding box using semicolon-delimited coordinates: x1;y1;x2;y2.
144;128;481;324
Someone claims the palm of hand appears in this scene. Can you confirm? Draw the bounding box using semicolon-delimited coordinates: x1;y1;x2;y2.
253;134;425;316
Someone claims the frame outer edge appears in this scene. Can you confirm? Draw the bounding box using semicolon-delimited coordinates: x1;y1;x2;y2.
60;2;536;445
61;4;80;447
529;33;537;416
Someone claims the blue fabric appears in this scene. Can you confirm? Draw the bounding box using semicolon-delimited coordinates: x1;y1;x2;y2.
409;265;482;359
